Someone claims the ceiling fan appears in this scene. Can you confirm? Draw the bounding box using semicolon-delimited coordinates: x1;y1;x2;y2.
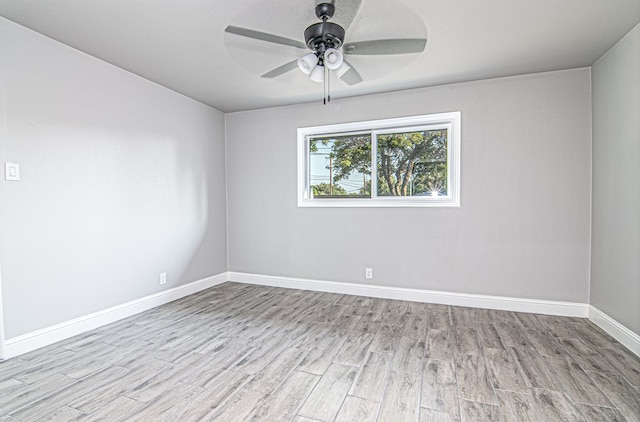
224;1;427;89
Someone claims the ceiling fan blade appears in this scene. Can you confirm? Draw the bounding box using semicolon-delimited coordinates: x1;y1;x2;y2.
261;60;299;78
339;60;363;85
343;38;427;55
225;25;307;49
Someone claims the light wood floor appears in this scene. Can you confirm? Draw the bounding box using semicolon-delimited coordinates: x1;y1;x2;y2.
0;282;639;421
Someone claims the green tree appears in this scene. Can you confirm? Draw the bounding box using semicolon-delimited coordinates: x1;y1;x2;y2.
309;130;446;197
310;135;372;196
312;182;347;196
326;135;371;189
377;130;447;196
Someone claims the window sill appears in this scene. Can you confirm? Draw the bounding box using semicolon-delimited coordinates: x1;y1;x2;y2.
298;197;460;208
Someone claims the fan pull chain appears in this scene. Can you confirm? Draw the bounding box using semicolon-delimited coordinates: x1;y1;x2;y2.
327;65;331;103
322;64;331;105
323;64;328;105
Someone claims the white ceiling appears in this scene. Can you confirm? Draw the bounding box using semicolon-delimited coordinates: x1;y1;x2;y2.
0;0;638;113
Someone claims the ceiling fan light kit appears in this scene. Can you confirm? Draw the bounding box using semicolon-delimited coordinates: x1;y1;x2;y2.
225;1;428;103
297;53;317;75
324;48;344;70
309;64;325;83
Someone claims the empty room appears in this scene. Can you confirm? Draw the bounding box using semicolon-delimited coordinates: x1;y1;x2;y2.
0;0;639;421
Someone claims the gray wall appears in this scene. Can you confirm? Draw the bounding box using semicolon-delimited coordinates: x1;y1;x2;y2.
226;69;592;303
0;18;227;338
591;23;640;334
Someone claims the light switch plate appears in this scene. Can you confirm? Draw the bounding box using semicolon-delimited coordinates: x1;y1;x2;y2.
5;162;20;181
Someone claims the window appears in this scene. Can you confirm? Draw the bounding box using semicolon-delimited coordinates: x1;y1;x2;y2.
298;112;460;207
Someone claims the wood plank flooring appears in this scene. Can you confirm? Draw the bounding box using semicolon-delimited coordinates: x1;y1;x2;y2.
1;282;639;421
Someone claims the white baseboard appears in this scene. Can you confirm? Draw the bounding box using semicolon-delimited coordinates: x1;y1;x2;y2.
2;272;229;360
228;272;589;317
589;306;640;357
229;272;640;356
5;271;636;360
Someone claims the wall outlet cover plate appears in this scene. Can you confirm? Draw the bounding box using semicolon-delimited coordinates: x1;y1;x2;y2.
5;162;20;181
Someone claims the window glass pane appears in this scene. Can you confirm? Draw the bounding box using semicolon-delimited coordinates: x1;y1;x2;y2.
376;129;448;197
309;134;372;198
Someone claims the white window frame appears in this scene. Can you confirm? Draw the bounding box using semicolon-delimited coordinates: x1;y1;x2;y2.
297;112;461;207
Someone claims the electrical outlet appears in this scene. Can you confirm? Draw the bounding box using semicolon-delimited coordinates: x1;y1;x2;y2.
365;268;373;279
160;272;167;285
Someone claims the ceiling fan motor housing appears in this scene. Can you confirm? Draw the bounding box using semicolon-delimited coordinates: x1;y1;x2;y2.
304;3;345;56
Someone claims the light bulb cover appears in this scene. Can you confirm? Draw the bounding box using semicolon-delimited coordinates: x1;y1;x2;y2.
309;64;325;83
324;48;344;70
297;53;317;75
